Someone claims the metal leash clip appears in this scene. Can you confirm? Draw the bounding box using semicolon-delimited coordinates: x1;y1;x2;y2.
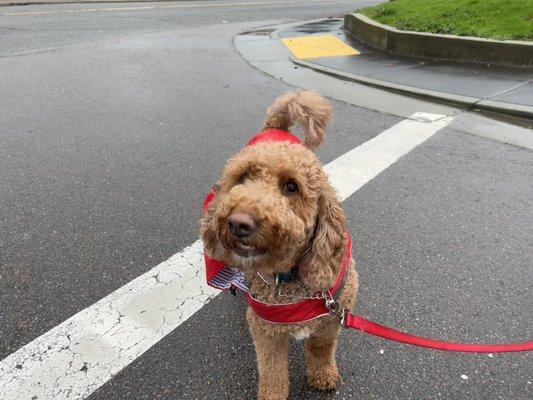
325;296;347;327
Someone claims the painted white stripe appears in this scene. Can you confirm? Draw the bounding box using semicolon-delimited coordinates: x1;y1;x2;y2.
0;241;218;399
325;112;453;201
2;0;357;16
0;113;452;399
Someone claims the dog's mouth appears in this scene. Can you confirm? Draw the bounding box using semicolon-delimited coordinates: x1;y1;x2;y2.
230;241;265;258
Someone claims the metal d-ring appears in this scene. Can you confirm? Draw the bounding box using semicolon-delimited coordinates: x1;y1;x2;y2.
325;296;347;326
325;297;339;312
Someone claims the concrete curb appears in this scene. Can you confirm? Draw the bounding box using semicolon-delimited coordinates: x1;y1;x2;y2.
344;13;533;68
292;58;533;120
475;100;533;120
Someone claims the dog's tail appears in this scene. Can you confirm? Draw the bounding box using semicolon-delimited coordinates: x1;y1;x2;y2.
262;90;331;149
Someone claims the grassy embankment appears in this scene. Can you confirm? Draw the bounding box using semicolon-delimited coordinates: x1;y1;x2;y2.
359;0;533;41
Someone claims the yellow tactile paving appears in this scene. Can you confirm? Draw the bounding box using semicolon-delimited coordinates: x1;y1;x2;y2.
281;35;360;59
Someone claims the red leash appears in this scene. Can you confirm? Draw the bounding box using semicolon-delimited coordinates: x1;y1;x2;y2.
343;311;533;353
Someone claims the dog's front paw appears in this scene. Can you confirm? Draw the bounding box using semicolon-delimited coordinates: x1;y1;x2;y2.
258;385;289;400
306;363;340;391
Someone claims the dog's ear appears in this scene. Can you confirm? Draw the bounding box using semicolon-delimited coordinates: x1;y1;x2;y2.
200;209;217;254
200;183;222;255
299;183;345;290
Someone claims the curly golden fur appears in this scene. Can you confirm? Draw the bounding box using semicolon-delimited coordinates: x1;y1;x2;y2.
200;91;358;400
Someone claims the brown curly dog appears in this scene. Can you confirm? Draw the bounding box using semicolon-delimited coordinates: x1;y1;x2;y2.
200;91;358;400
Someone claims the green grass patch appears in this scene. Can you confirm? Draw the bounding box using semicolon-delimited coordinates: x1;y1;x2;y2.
358;0;533;41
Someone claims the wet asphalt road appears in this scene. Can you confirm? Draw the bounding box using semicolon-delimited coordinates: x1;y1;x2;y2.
1;0;531;399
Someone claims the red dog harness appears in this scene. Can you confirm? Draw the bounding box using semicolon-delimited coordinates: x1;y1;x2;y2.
203;129;533;353
204;128;351;323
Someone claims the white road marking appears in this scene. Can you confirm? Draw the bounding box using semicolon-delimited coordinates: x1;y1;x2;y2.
2;0;357;16
325;112;453;201
0;241;218;399
3;6;151;15
0;113;452;399
99;6;155;11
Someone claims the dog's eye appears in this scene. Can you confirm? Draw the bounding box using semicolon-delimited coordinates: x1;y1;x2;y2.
238;172;250;184
284;179;299;194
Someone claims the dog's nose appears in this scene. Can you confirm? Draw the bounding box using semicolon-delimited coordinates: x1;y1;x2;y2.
228;212;256;238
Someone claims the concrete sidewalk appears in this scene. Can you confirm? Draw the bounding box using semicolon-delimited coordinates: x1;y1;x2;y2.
276;19;533;119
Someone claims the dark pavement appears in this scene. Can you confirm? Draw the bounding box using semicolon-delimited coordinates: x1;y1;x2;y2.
0;0;378;55
91;127;532;400
0;0;384;359
1;1;532;399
